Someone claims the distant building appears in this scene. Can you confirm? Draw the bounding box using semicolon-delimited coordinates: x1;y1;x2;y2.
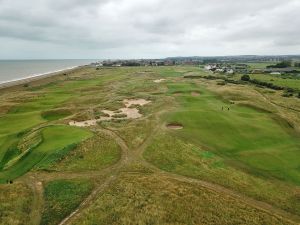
263;68;296;73
270;72;281;75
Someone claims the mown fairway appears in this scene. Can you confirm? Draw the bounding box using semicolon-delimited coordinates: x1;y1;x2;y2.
0;66;300;225
165;82;300;184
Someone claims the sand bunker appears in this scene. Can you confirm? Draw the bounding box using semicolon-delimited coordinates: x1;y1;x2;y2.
173;92;182;96
154;79;166;83
166;123;183;130
69;120;98;127
123;99;151;108
69;99;151;127
191;91;200;96
119;108;141;119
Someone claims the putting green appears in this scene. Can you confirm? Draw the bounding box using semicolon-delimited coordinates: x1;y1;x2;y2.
0;125;92;183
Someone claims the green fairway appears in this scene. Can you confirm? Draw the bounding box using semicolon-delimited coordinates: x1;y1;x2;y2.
0;125;92;182
164;82;300;184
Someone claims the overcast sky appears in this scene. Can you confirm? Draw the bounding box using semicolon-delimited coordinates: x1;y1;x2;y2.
0;0;299;59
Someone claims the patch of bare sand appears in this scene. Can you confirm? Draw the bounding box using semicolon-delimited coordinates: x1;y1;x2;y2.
166;123;183;130
154;79;166;83
120;108;141;119
173;92;182;96
69;120;98;127
69;98;151;127
123;99;151;108
191;91;200;96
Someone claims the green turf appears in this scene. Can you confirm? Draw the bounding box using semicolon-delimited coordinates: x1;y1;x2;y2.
0;125;92;183
250;73;300;90
143;132;300;215
0;112;45;137
41;109;72;121
54;132;121;171
41;179;93;225
164;82;300;185
0;135;19;164
245;62;274;69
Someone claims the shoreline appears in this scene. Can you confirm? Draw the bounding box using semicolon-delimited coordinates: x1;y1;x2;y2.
0;66;82;89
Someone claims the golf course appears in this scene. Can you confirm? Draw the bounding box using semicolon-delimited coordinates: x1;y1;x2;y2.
0;65;300;225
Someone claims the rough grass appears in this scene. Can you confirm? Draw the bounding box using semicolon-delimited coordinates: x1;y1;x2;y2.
144;132;300;216
0;183;33;225
73;174;293;225
54;132;121;171
41;179;93;225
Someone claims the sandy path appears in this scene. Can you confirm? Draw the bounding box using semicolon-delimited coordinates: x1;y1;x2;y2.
19;110;300;225
20;175;44;225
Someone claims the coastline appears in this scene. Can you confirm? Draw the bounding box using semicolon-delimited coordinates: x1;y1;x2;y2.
0;66;81;89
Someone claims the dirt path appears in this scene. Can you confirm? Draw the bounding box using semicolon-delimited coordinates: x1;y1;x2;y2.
160;172;300;223
57;127;130;225
18;110;300;225
133;112;300;224
63;111;300;225
16;127;130;225
22;175;44;225
59;173;118;225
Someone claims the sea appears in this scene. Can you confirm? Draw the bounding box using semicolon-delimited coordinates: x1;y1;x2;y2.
0;59;96;84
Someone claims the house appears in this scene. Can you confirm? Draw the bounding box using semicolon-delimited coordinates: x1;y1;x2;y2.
270;72;281;75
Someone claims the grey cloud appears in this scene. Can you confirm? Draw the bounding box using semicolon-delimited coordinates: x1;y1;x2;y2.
0;0;299;59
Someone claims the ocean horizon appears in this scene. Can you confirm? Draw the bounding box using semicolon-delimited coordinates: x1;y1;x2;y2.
0;59;96;84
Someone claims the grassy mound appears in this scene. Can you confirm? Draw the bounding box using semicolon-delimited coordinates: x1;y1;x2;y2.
54;132;121;171
0;125;92;183
41;109;72;121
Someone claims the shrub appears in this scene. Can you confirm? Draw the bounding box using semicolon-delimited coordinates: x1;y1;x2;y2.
112;113;127;119
267;61;292;68
241;74;250;81
217;81;226;86
282;92;293;98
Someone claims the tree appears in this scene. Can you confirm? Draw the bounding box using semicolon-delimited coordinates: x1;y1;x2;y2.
241;74;250;81
267;61;292;68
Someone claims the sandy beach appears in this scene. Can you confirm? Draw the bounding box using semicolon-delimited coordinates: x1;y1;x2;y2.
0;66;80;89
